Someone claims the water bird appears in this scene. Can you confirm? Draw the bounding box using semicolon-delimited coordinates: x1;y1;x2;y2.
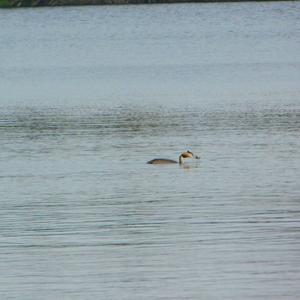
147;150;200;165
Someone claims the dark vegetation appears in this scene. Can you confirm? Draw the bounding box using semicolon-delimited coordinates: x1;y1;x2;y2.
0;0;289;8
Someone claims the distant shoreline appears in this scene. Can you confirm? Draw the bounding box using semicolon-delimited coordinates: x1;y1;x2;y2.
0;0;295;8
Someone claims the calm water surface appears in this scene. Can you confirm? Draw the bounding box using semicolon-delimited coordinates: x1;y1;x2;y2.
0;2;300;299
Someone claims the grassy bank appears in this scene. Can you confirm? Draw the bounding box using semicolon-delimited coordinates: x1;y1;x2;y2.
0;0;12;7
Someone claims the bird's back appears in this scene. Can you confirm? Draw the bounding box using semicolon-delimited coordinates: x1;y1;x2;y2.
147;158;177;164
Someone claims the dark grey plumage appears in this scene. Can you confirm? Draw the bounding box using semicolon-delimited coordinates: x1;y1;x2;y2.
147;151;200;165
147;158;177;164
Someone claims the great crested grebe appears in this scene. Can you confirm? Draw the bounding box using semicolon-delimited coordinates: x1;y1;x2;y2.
147;150;200;165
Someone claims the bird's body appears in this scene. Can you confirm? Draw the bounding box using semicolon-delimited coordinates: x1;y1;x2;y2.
147;151;199;165
147;158;178;164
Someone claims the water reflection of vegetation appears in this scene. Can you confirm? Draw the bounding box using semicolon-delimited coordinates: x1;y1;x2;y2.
0;107;184;137
0;107;299;140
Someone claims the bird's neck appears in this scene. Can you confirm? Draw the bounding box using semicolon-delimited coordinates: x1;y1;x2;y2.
179;155;184;164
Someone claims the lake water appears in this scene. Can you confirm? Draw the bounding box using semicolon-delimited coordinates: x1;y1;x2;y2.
0;1;300;299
